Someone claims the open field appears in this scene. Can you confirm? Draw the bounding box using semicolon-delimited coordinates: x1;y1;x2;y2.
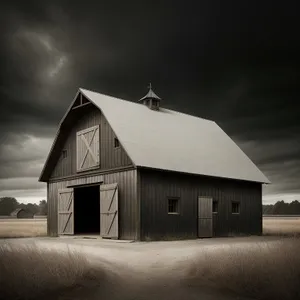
0;216;300;238
0;219;47;238
0;236;299;300
263;216;300;237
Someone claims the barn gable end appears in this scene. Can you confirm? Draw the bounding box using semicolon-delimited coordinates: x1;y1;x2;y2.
40;92;133;181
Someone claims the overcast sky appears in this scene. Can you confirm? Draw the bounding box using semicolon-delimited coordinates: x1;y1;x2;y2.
0;1;299;204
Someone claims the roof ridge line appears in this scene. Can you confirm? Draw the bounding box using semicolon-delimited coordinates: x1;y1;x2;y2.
80;87;213;123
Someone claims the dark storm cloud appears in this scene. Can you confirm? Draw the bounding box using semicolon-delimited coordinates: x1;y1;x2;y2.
0;0;299;202
238;138;300;197
0;134;51;179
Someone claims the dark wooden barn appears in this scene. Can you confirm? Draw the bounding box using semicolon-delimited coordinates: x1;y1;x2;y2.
39;87;270;241
10;208;34;219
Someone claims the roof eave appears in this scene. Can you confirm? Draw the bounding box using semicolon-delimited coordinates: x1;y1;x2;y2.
80;89;138;170
136;165;270;184
39;88;138;182
39;89;82;182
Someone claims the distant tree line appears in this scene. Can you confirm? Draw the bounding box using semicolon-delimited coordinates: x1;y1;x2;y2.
0;197;47;216
1;197;299;216
263;200;300;215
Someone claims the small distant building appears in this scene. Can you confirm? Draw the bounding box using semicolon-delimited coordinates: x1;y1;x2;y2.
10;208;34;219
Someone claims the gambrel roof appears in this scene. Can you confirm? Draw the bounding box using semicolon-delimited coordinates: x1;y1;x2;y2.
39;88;270;184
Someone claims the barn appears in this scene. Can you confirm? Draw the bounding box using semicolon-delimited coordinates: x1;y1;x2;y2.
11;208;34;219
39;86;270;241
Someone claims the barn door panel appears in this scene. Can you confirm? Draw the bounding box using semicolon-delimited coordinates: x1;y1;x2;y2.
100;183;118;239
58;189;74;235
198;196;213;238
77;125;100;172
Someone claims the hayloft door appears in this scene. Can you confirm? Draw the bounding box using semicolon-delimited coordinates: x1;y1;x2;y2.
76;125;100;172
58;188;74;235
198;196;213;238
100;183;119;239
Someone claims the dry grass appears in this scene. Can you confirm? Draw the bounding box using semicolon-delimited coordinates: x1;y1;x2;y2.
1;238;300;300
186;238;300;300
0;243;122;300
1;217;300;300
0;219;47;238
1;217;299;239
263;217;300;237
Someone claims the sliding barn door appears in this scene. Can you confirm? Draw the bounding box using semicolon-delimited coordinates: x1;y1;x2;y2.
100;183;119;239
76;125;100;172
198;196;213;238
58;189;74;235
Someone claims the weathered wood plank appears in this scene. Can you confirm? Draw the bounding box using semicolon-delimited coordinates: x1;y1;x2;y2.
50;104;132;179
139;168;262;241
48;169;138;239
66;175;104;187
100;183;118;238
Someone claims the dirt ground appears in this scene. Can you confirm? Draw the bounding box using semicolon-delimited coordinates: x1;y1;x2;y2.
3;235;284;270
0;217;299;300
1;217;300;299
1;235;288;300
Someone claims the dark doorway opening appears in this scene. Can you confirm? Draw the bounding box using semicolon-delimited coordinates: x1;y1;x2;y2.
74;185;100;234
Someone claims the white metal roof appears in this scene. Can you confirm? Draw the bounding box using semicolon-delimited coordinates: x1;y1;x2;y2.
80;88;270;184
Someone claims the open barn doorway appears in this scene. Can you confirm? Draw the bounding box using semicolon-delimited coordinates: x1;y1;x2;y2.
74;185;100;235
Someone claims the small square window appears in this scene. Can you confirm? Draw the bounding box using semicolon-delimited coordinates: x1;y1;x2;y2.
232;201;240;214
213;200;218;213
114;138;120;148
62;149;67;159
168;198;179;214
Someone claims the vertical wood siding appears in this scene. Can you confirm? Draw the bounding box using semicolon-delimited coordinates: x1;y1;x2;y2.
103;170;139;240
139;169;262;241
50;105;132;179
48;169;138;240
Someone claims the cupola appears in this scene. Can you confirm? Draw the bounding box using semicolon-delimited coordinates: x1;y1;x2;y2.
139;83;161;110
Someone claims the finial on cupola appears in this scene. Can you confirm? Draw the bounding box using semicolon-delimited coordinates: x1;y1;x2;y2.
139;83;161;110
